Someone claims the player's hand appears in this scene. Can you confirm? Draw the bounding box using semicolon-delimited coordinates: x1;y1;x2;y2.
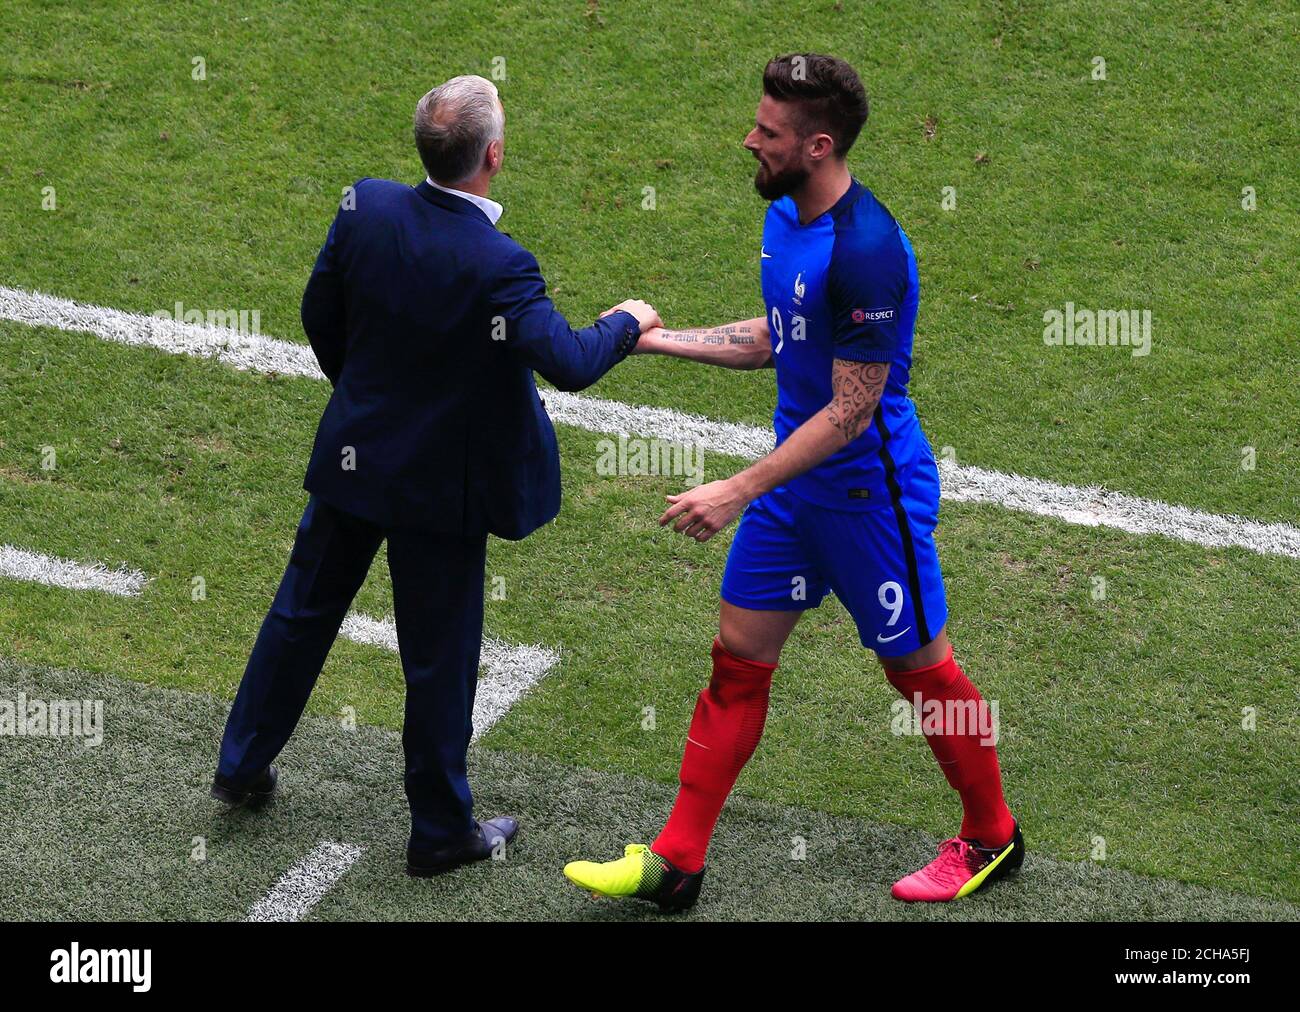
600;299;662;333
630;326;666;354
659;478;750;542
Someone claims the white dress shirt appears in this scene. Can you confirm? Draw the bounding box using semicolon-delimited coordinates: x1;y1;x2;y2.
425;177;503;225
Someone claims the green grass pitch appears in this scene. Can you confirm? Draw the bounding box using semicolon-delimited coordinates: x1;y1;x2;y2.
1;0;1296;919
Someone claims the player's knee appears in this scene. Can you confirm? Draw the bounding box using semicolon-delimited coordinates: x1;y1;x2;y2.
718;640;779;668
716;620;786;667
713;632;780;673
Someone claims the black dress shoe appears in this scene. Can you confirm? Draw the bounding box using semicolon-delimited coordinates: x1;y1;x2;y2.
406;816;519;877
211;765;278;807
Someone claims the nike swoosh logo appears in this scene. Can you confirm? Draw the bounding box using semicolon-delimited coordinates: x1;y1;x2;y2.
686;736;712;750
876;626;912;644
760;248;772;258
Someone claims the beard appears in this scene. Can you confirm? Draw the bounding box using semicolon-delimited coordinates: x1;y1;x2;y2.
753;159;808;200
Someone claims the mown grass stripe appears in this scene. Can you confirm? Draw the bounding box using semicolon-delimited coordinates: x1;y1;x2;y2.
3;285;1297;560
0;542;556;741
4;655;1296;921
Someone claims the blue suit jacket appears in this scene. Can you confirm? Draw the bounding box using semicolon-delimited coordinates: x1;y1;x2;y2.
300;178;640;540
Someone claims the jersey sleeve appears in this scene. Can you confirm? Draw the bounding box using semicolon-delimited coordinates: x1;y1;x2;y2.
825;230;909;363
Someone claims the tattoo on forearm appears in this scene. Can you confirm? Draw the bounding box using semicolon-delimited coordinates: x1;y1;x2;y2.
825;360;889;442
662;324;757;347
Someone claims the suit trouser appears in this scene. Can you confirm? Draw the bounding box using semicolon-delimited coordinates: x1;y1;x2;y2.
217;494;487;849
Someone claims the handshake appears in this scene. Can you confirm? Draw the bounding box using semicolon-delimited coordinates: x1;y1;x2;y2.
589;300;775;545
600;299;662;334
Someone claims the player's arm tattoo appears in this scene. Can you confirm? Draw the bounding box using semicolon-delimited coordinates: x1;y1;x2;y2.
824;359;889;443
649;318;773;369
661;323;759;347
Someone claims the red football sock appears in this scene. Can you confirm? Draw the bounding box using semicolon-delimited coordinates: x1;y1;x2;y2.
652;637;776;873
886;647;1015;847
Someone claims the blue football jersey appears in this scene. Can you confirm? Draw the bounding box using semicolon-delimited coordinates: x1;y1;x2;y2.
760;178;927;509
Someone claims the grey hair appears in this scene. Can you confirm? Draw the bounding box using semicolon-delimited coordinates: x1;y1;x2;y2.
413;75;504;185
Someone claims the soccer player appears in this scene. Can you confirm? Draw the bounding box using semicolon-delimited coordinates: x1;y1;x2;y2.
564;54;1022;910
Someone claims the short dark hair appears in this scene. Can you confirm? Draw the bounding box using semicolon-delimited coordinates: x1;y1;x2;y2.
762;53;869;157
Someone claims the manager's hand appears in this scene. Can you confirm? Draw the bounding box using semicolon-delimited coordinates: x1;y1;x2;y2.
600;299;662;333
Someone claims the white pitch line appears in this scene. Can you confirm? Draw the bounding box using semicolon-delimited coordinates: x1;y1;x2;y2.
939;462;1300;559
545;389;777;461
244;841;363;922
4;284;1298;560
0;543;148;596
339;613;559;742
0;285;323;379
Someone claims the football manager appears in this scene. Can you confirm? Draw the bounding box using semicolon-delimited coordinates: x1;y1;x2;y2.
210;74;660;877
